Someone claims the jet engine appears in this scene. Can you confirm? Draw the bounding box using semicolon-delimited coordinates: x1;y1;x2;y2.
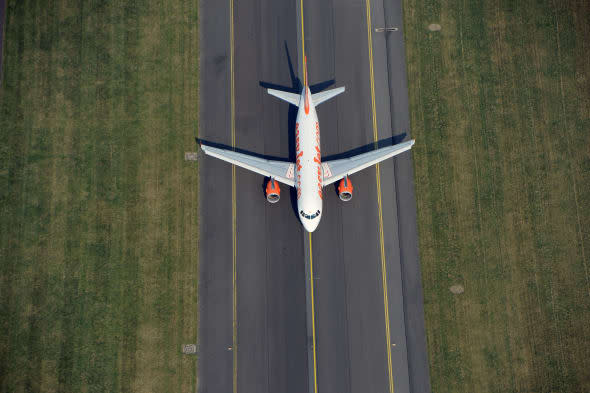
338;176;353;201
266;178;280;203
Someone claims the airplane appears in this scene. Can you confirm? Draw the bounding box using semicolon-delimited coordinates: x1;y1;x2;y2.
200;55;415;232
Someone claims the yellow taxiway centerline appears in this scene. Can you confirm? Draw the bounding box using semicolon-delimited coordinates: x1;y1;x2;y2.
308;232;319;393
365;1;395;393
300;1;318;392
300;0;307;87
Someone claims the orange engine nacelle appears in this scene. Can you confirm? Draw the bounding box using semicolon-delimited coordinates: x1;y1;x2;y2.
338;176;353;201
266;178;280;203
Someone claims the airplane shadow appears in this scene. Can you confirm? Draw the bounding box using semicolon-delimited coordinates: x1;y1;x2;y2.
258;42;336;95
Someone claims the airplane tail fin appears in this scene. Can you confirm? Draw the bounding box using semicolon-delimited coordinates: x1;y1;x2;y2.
303;56;310;113
304;55;309;88
312;87;345;106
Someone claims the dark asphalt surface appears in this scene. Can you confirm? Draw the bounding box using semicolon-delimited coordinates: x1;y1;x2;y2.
198;0;430;392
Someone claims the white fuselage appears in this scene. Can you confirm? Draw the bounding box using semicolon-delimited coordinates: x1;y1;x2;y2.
296;86;322;232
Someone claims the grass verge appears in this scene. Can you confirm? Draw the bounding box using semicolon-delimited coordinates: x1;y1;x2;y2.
0;1;199;392
404;0;590;391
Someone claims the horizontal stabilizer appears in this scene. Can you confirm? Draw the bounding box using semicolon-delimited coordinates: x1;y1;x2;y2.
267;89;300;107
312;86;345;106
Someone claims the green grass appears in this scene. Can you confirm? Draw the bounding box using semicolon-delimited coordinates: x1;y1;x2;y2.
0;1;199;392
404;0;590;391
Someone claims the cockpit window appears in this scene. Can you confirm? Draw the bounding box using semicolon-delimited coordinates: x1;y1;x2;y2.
300;210;321;220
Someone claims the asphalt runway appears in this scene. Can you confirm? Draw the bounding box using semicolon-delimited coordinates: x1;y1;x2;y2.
198;0;430;392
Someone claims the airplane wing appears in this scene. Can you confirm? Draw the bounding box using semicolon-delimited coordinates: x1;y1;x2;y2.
321;140;415;186
200;144;295;187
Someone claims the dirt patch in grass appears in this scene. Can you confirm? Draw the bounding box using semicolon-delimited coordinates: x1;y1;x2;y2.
450;285;464;295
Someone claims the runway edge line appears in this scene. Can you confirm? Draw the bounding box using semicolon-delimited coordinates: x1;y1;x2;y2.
230;0;238;392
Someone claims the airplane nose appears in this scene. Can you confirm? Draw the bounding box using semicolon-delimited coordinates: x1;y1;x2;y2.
302;218;319;233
